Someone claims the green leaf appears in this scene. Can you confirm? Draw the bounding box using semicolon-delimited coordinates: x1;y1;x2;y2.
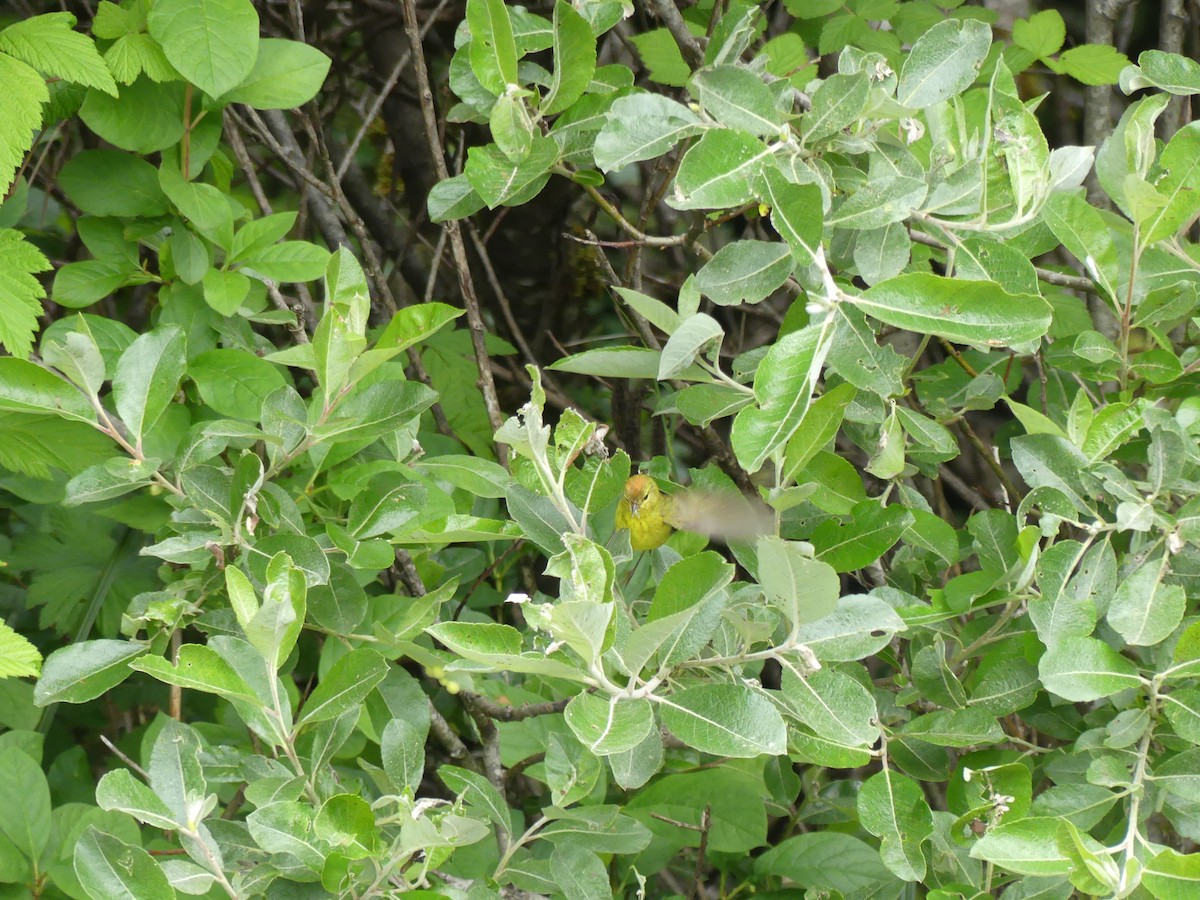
759;168;823;264
1143;122;1200;243
781;382;855;482
657;313;722;379
803;71;869;142
311;380;437;445
896;18;991;108
189;348;286;420
827;304;907;396
466;0;519;94
113;325;187;444
1012;9;1065;58
757;537;839;628
550;844;611;899
813;502;914;573
104;32;179;85
854;273;1053;347
550;346;697;379
229;211;297;262
426;620;585;680
659;683;786;758
158;165;232;242
130;644;259;704
754;832;894;894
223;38;331;109
382;717;426;793
1011;434;1093;513
0;53;49;196
901;708;1005;746
629;28;691;87
74;827;175;899
246;801;328;871
969;818;1069;876
792;595;902;667
149;719;207;819
670;129;772;210
0;618;41;678
59;150;170;217
829;175;928;231
542;1;595;116
465;135;558;207
428;174;486;222
79;77;185;153
299;647;389;725
857;768;933;881
615;287;681;335
147;0;260;98
730;323;825;473
96;769;180;830
52;258;138;310
545;732;601;808
1041;189;1119;299
1039;636;1141;702
695;240;794;306
0;748;51;860
564;694;655;756
0;229;51;359
1122;49;1200;96
1107;557;1186;646
691;65;782;136
0;12;118;97
240;241;331;283
593;94;702;172
1144;847;1200;899
200;267;251;315
62;457;160;506
1054;44;1130;86
34;639;148;705
440;764;512;835
782;666;879;748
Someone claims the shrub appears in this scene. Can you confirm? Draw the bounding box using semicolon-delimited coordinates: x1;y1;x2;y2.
2;1;1200;897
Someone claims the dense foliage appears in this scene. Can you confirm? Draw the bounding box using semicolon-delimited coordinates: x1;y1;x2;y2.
2;0;1200;897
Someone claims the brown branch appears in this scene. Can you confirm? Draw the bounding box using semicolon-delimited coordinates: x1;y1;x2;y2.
456;691;570;722
1083;0;1135;204
642;0;705;69
399;0;509;465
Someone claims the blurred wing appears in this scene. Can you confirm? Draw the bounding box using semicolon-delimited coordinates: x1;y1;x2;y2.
666;489;773;542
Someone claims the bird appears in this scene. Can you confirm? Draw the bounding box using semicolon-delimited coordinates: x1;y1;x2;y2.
615;474;675;550
614;474;773;551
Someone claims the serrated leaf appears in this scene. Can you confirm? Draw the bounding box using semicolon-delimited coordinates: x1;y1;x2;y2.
0;229;52;359
0;54;49;198
0;618;41;678
0;12;118;97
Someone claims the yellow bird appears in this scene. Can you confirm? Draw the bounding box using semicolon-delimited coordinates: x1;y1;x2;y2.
615;474;772;551
615;474;676;550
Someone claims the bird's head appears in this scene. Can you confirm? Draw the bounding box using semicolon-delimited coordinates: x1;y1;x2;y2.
624;474;658;516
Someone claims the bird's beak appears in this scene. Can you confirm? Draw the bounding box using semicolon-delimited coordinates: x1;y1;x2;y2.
629;501;639;516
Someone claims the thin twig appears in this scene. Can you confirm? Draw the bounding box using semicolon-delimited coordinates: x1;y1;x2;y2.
399;0;509;464
456;691;570;722
335;0;452;181
428;701;469;759
643;0;705;68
